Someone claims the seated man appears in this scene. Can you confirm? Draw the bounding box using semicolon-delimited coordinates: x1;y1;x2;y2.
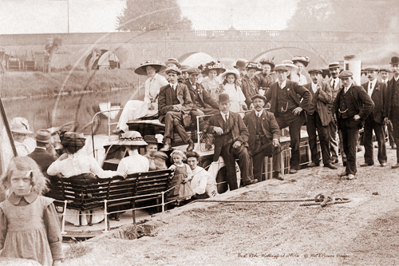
244;94;283;181
185;67;220;139
204;93;257;190
158;65;194;151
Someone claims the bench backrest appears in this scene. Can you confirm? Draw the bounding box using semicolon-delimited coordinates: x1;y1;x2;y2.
134;169;171;203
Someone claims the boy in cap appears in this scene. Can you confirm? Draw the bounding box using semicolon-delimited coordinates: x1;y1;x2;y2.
304;69;336;169
265;65;311;174
204;93;256;190
243;94;282;181
387;56;399;168
361;66;388;167
158;65;194;151
333;71;374;179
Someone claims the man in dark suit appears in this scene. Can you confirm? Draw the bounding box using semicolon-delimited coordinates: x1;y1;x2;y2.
28;129;56;177
387;56;399;168
158;65;194;151
327;62;344;164
380;68;395;149
333;71;374;180
305;69;337;169
265;65;312;174
204;93;256;190
244;94;282;181
185;67;219;135
361;66;388;167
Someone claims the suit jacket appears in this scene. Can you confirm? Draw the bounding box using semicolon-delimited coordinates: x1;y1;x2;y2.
184;80;219;110
243;110;280;154
386;77;399;120
205;111;249;161
28;148;56;174
304;81;333;126
265;80;312;116
158;83;193;125
333;84;374;129
361;80;387;124
241;75;258;107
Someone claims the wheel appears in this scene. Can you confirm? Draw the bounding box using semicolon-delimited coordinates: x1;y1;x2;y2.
216;166;228;194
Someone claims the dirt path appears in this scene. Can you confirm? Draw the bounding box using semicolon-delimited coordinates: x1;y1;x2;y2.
63;148;399;266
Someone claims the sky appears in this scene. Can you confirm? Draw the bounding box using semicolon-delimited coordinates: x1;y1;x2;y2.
0;0;299;34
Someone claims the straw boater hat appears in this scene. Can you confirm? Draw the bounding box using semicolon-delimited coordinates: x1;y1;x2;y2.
134;60;166;76
245;62;262;71
164;58;181;68
328;62;341;69
35;129;52;143
281;60;299;70
119;131;147;146
259;58;275;69
292;56;310;67
202;61;226;75
165;65;182;75
364;66;380;72
10;117;33;135
221;68;240;80
273;65;289;72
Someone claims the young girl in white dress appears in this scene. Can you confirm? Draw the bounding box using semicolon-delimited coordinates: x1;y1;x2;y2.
221;69;247;113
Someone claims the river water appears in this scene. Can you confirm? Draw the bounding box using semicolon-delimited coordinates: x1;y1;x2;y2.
3;88;144;135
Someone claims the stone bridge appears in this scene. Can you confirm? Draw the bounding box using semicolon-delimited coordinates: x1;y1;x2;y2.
0;29;398;71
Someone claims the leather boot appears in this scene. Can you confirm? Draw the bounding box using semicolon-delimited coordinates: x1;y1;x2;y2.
160;138;172;151
187;139;195;152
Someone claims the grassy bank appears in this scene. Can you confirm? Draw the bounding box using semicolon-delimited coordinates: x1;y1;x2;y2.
1;69;147;98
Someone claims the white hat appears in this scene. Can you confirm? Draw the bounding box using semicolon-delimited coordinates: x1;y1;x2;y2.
10;117;33;134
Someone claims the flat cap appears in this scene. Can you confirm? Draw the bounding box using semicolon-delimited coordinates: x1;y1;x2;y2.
339;70;353;78
307;68;323;75
165;65;182;75
364;66;379;72
187;68;201;75
274;65;289;72
379;68;391;73
251;94;266;103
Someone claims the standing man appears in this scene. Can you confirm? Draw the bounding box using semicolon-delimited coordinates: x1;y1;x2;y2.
158;65;194;151
265;65;311;174
333;71;374;179
387;56;399;168
304;69;337;169
244;94;283;181
204;93;256;190
380;68;395;149
361;66;388;167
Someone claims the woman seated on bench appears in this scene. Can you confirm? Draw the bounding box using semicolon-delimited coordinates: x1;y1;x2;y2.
186;151;212;199
116;131;149;175
47;132;124;226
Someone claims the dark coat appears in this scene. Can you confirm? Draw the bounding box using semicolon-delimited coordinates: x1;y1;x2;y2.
28;148;56;174
333;84;374;129
241;75;258;107
386;77;399;120
205;111;249;161
361;80;388;124
304;81;333;126
184;80;219;110
158;83;193;126
243;110;280;154
265;80;312;116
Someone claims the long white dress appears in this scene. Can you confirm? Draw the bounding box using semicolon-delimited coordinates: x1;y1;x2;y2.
222;83;246;112
117;73;168;131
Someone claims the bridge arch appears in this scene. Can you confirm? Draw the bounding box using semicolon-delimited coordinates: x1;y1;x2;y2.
177;52;215;67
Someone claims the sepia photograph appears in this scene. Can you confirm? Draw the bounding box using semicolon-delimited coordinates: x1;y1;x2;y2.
0;0;398;265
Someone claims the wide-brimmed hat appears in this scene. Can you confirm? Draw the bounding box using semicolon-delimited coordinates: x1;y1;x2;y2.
339;70;353;79
234;60;247;69
10;117;33;135
164;58;181;68
246;62;262;71
259;58;275;69
281;60;299;70
221;68;240;80
218;93;230;103
390;56;399;65
165;65;182;75
61;132;86;154
119;131;147;146
292;56;310;67
308;68;323;75
134;60;166;76
35;129;51;143
202;61;226;75
251;94;266;103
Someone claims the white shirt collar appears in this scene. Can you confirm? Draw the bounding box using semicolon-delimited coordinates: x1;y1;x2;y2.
170;83;177;90
255;110;263;117
369;78;377;87
311;82;318;93
220;111;229;121
395;76;399;82
279;80;286;89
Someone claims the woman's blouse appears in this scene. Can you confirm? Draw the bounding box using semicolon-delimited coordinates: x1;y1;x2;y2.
190;166;209;195
144;73;168;104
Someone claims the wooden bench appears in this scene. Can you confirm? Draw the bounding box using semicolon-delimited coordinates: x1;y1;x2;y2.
52;170;173;231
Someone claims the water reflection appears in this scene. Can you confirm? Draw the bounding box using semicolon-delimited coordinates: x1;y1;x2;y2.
3;88;143;135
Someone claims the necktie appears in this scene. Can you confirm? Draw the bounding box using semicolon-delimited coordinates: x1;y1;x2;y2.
332;80;335;89
369;82;373;94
